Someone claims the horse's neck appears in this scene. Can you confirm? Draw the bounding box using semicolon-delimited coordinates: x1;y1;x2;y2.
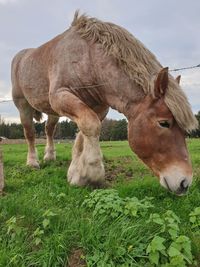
92;45;145;117
104;79;144;118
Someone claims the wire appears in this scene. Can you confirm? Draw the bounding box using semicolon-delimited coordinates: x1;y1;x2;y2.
0;100;13;103
170;63;200;72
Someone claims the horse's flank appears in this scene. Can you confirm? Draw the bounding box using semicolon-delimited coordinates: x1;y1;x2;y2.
71;11;198;132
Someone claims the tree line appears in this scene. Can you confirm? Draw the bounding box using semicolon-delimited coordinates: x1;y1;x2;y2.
0;118;128;141
0;120;77;140
0;113;200;140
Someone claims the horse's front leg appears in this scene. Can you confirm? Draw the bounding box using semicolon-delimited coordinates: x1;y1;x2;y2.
50;89;105;186
68;131;105;186
67;131;84;185
77;134;105;186
44;115;59;161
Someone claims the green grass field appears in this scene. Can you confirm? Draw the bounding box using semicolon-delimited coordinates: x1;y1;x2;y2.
0;140;200;266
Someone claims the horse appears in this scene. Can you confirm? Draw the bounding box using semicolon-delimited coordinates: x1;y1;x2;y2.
11;11;198;195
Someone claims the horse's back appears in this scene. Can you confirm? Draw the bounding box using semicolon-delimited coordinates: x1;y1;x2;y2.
11;27;108;115
12;28;90;92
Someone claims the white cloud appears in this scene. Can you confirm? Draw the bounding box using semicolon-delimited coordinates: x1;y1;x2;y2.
0;80;11;100
0;79;16;122
180;70;200;113
181;70;200;87
4;116;20;123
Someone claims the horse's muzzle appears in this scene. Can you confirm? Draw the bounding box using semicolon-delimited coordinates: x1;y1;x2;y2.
161;174;192;196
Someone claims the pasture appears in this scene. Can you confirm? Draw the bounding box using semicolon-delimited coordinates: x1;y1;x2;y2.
0;140;200;266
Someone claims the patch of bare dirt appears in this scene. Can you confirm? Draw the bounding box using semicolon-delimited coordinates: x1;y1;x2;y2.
67;249;87;267
104;157;133;184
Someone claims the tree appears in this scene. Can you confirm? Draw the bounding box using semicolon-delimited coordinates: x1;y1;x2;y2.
100;118;128;141
100;118;116;141
111;119;127;140
56;120;78;139
35;122;45;137
189;112;200;138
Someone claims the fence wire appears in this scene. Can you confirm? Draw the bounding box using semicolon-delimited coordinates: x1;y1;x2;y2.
170;63;200;72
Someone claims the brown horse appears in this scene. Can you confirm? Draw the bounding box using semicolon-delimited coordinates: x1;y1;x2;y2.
11;11;198;195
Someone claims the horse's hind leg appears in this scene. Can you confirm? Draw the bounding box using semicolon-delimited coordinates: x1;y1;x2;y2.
50;90;105;186
15;99;39;168
44;115;59;161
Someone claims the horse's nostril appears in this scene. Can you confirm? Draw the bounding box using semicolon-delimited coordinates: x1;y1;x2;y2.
180;179;189;191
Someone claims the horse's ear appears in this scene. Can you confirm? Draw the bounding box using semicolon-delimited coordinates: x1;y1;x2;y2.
176;75;181;84
154;67;169;98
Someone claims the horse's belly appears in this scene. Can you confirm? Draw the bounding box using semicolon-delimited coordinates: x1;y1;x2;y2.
25;91;58;116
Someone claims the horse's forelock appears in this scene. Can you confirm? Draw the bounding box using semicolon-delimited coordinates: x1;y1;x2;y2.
164;79;198;132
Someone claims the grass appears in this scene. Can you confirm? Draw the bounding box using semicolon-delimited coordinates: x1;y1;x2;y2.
0;140;200;266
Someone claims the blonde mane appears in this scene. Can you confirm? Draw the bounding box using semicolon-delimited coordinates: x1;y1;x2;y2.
71;11;198;132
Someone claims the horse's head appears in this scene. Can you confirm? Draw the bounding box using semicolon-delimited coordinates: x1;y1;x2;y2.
128;67;193;195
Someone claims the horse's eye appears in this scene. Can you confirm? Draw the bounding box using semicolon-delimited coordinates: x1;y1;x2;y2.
158;121;170;128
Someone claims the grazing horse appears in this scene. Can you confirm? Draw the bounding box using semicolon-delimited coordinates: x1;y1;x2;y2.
12;11;198;195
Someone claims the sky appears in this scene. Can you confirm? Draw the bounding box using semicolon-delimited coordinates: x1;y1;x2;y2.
0;0;200;123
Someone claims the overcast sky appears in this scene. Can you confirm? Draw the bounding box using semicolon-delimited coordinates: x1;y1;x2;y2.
0;0;200;123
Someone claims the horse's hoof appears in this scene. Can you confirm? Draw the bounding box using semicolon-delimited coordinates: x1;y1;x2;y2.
44;149;56;161
67;173;88;187
43;155;56;161
27;162;40;169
